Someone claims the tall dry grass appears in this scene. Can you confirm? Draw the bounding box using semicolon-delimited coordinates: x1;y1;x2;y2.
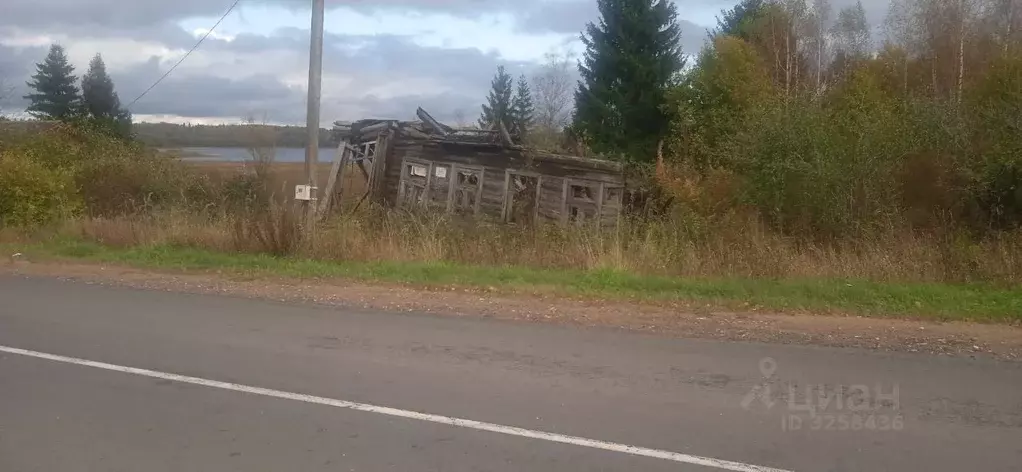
63;205;1022;285
6;121;1019;286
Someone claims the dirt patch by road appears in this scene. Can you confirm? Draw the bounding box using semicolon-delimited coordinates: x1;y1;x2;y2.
4;259;1021;360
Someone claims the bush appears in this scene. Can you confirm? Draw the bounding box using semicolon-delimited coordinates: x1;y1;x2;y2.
0;122;198;218
0;151;81;227
75;152;191;216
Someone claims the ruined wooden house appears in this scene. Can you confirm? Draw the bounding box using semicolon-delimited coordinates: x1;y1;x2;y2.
319;108;624;225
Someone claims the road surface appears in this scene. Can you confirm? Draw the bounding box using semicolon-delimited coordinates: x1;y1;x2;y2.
0;274;1020;471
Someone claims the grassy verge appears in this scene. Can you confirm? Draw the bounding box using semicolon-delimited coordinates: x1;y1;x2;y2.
5;238;1020;323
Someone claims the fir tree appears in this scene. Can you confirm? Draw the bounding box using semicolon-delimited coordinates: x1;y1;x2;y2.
81;54;133;138
713;0;765;40
574;0;685;161
82;54;121;119
479;66;514;132
24;44;81;120
510;74;535;140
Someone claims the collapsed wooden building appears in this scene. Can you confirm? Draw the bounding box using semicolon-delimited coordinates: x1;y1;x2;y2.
319;108;625;225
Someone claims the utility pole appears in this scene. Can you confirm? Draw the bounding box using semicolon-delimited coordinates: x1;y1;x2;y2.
303;0;325;236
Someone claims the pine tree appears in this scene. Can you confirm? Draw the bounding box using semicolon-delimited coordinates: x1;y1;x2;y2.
510;74;535;140
714;0;765;39
82;54;120;119
81;54;133;138
574;0;685;161
24;44;81;120
479;66;514;132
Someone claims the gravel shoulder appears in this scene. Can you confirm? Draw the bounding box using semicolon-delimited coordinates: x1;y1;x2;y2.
3;259;1021;360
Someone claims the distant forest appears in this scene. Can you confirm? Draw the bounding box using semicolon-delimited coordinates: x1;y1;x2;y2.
134;122;336;148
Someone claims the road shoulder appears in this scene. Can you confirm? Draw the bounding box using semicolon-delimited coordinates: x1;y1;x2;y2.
3;260;1021;360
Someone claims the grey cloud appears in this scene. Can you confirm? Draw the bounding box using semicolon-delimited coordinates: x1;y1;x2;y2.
1;43;57;111
0;0;546;31
0;0;228;29
0;24;517;124
113;59;303;120
517;0;713;55
5;0;903;126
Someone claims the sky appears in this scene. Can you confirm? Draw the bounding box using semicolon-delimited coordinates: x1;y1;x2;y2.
0;0;887;126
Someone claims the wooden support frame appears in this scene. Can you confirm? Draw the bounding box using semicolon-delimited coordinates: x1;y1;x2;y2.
367;133;390;204
317;142;352;217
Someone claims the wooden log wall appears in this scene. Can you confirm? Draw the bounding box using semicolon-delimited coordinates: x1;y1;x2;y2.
380;136;624;226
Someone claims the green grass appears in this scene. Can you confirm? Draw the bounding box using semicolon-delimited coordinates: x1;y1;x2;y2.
6;238;1022;323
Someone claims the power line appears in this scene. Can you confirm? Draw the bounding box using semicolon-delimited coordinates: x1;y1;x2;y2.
126;0;242;109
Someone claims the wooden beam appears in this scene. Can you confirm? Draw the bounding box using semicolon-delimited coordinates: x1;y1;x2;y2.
317;142;351;217
402;126;431;140
475;168;485;215
497;120;514;147
416;107;452;135
533;175;542;224
354;121;391;136
531;151;623;173
560;178;569;225
369;133;391;203
501;170;511;222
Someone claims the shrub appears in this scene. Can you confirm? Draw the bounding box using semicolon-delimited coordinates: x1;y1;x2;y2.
1;122;197;218
75;152;190;216
0;151;81;227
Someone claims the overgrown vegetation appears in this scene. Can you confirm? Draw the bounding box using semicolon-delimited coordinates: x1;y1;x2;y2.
0;122;1019;319
2;0;1021;321
660;0;1022;241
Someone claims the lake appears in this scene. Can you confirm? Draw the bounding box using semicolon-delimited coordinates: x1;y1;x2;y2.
167;147;339;163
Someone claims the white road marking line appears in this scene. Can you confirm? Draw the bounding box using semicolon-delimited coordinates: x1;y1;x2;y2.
0;344;792;472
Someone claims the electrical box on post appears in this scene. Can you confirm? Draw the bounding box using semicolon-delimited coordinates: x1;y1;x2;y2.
295;184;315;201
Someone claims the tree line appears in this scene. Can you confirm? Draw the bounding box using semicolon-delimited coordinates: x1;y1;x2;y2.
21;45;133;138
474;0;1022;235
133;121;335;149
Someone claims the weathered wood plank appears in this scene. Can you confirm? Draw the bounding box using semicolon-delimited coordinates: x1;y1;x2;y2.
416;107;453;135
317;142;351;217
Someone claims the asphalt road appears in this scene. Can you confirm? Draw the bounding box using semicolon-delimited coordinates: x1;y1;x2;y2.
0;275;1020;472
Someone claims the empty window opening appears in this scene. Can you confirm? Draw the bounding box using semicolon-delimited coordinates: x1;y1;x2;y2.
458;170;479;186
571;184;594;201
604;187;622;205
507;174;539;224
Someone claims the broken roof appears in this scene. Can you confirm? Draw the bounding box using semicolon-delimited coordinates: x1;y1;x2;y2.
332;107;623;173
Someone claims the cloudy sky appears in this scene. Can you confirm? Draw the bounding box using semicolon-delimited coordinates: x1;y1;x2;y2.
0;0;884;125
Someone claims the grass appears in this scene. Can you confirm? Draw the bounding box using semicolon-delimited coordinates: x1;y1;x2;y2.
7;237;1020;323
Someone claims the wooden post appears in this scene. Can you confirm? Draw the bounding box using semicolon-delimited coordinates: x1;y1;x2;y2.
446;165;457;213
475;169;485;215
318;142;350;217
368;133;390;204
501;170;511;222
560;179;569;225
533;175;542;223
